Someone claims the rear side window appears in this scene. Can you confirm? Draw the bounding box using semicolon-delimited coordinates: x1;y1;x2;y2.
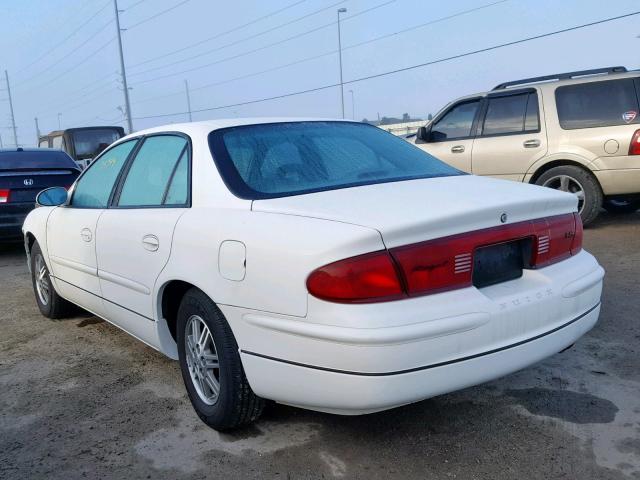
72;140;138;208
117;135;188;207
431;100;480;141
556;79;640;129
481;92;539;136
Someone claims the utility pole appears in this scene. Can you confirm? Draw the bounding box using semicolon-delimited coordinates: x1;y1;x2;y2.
184;79;193;122
349;89;355;120
0;133;3;148
4;70;18;147
113;0;133;133
57;113;62;130
34;117;41;144
337;8;347;119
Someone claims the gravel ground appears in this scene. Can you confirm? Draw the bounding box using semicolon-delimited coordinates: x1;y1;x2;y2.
0;212;638;480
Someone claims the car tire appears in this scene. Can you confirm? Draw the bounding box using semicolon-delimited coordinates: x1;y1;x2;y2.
535;165;602;226
30;241;76;319
176;287;264;431
603;198;640;214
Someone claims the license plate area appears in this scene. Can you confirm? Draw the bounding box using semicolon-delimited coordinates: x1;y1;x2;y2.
473;238;532;289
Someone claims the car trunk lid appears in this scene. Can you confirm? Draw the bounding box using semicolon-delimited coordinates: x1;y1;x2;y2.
252;175;578;248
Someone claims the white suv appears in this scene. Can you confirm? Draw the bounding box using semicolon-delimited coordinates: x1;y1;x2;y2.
415;66;640;225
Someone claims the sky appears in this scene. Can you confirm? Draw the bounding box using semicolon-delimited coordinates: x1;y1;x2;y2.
0;0;639;146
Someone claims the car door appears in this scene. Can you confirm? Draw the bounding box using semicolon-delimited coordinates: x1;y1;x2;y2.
95;134;190;344
415;98;481;172
470;89;548;181
46;139;139;315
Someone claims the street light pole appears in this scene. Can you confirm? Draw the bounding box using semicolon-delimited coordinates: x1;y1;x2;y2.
337;8;347;119
57;113;62;130
184;79;193;122
349;89;355;120
113;0;134;133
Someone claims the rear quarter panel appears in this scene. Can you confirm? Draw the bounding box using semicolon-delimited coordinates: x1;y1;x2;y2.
154;208;385;319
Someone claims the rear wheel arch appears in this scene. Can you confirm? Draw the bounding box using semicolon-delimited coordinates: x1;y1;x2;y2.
529;159;598;185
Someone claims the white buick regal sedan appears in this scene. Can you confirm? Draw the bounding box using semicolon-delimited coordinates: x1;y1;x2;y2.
23;119;604;430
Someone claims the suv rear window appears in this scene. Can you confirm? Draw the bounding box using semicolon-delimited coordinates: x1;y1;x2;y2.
556;79;640;129
209;122;462;199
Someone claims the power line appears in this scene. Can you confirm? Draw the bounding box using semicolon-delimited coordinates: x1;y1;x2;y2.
129;1;393;85
15;0;112;77
132;10;640;120
129;0;510;103
24;37;117;94
126;0;312;70
125;0;192;30
123;0;150;12
16;18;115;89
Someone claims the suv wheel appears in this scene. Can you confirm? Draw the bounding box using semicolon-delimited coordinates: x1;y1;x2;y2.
176;288;264;431
535;165;602;226
603;198;640;214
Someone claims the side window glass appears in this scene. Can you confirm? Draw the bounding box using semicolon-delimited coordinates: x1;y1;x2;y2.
164;150;189;205
431;101;480;141
524;93;540;131
117;135;187;207
71;140;138;208
52;136;63;149
556;79;640;129
482;93;529;136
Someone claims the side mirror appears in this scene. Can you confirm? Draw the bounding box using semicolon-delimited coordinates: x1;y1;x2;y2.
36;187;68;207
416;126;431;143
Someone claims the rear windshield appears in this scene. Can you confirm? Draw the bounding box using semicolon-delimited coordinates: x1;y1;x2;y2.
0;150;78;171
208;121;462;199
555;79;640;129
73;129;123;159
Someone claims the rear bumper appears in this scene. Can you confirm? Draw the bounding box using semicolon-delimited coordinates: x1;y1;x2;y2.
0;203;33;241
240;303;599;414
222;250;604;414
593;168;640;195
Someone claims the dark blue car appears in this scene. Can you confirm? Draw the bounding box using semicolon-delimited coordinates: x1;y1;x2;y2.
0;148;80;242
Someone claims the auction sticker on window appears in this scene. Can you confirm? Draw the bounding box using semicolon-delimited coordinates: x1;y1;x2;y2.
622;111;637;123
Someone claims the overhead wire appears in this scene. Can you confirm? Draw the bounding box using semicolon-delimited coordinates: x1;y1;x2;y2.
132;10;640;120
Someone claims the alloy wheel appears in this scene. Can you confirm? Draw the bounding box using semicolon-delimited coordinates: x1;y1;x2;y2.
185;315;220;405
542;174;585;213
34;254;50;306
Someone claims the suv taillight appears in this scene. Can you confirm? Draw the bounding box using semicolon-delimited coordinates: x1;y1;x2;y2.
0;189;9;203
629;129;640;155
307;214;581;303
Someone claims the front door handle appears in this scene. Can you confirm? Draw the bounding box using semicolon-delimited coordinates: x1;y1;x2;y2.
451;145;465;153
523;139;541;148
142;234;159;252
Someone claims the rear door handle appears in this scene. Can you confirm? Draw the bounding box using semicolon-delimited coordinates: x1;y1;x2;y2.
142;234;159;252
523;139;541;148
451;145;465;153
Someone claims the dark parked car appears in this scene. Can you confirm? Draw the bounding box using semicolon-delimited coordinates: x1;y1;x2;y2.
0;148;79;242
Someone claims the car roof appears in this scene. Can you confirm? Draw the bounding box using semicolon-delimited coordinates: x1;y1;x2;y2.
120;117;355;141
455;69;640;100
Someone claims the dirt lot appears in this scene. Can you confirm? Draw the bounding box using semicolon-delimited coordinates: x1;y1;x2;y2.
0;212;639;480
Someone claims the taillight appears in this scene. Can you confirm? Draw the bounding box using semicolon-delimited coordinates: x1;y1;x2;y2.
306;250;405;303
307;213;581;303
629;129;640;155
0;189;9;203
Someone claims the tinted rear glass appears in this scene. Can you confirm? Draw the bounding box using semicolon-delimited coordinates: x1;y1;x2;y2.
73;129;123;158
556;79;640;129
209;122;462;199
0;150;78;171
